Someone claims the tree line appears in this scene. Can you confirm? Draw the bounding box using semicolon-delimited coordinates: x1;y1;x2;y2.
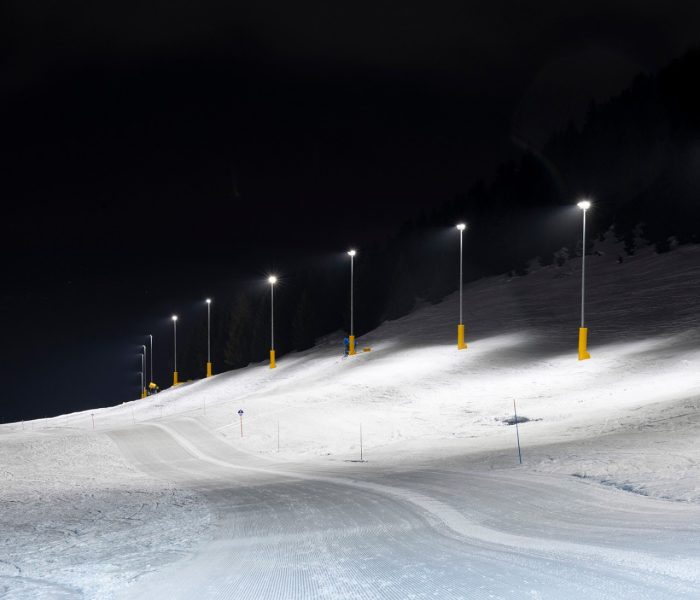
177;47;700;380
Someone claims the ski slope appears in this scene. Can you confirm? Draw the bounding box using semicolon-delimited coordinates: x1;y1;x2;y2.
2;238;700;599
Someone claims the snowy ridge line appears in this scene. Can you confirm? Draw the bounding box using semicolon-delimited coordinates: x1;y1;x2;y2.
148;421;700;584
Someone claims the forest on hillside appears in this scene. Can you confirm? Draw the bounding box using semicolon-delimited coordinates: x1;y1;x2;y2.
178;47;700;379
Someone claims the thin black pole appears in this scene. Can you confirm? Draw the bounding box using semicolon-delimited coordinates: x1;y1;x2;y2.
513;399;522;465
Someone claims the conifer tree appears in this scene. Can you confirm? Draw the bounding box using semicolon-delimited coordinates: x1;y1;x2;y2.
223;293;253;368
292;289;315;350
383;254;415;321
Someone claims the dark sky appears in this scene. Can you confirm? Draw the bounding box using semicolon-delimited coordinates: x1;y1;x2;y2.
2;1;699;421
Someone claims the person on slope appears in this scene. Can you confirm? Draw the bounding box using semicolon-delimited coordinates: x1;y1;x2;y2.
343;336;350;357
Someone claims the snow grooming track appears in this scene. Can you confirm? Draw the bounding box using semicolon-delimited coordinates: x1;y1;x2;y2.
0;427;211;600
6;242;700;599
0;574;83;600
110;419;700;599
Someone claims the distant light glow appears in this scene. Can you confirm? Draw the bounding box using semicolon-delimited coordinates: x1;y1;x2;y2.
577;200;591;210
206;298;212;304
347;249;356;257
456;223;466;231
172;315;178;321
268;276;277;284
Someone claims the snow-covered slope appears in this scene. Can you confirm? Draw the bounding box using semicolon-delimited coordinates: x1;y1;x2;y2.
2;239;700;599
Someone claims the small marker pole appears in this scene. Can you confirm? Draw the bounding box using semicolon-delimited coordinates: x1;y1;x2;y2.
513;399;522;465
360;423;363;462
91;413;95;430
238;409;244;437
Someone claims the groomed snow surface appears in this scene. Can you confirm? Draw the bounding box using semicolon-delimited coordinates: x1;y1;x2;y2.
2;239;700;599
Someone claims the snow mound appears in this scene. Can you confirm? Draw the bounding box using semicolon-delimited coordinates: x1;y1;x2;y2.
2;241;700;598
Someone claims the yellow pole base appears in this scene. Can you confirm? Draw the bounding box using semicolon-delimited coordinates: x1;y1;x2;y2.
578;327;591;361
141;389;147;399
173;371;179;386
457;324;467;350
206;362;213;377
270;349;276;369
349;335;356;356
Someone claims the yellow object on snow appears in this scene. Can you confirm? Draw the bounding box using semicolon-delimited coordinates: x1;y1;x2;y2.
578;327;591;361
457;324;467;350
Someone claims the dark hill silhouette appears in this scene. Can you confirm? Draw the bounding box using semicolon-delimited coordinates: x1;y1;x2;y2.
180;47;700;379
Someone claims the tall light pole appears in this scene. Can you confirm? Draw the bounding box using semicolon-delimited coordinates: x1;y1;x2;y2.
456;223;468;350
139;352;145;400
148;334;153;389
141;345;147;398
205;298;213;377
577;200;591;360
172;315;179;385
268;276;277;369
347;249;357;356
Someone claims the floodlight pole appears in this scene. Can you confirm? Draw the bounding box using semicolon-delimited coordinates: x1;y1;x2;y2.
456;224;467;349
348;250;357;355
148;334;153;389
206;299;213;377
577;201;591;360
581;208;586;329
269;277;277;368
141;345;147;398
459;227;463;323
172;316;179;385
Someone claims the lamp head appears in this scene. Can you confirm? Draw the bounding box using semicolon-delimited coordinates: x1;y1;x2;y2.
172;315;178;322
268;276;277;285
577;200;591;210
347;249;356;257
206;298;211;304
456;223;466;231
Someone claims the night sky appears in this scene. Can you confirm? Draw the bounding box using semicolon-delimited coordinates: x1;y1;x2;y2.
2;1;699;421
